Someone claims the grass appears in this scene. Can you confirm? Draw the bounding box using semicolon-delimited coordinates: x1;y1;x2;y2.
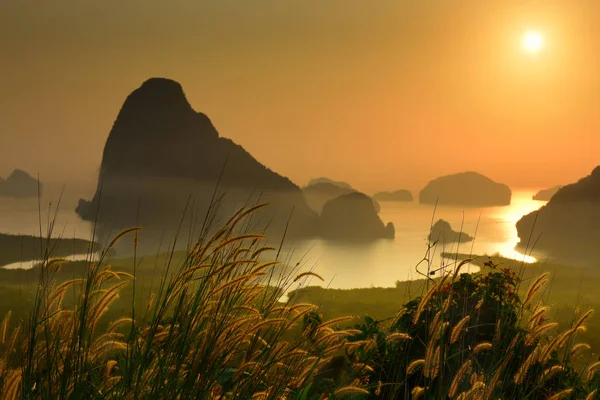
0;205;599;398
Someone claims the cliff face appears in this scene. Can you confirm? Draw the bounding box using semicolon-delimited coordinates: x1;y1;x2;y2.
516;166;600;260
77;78;318;240
419;171;511;207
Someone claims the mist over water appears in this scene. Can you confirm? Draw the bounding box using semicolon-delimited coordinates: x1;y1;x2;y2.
0;186;546;288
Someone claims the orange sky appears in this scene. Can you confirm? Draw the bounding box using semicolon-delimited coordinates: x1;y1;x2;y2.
1;1;599;194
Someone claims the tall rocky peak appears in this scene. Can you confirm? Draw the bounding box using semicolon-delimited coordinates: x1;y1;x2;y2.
77;78;316;241
97;77;295;190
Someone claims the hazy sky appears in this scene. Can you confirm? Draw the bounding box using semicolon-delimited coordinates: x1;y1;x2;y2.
1;1;599;194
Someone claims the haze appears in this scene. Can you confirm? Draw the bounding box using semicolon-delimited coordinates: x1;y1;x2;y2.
1;0;599;193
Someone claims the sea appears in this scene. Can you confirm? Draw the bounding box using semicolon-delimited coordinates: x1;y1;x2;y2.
0;187;547;289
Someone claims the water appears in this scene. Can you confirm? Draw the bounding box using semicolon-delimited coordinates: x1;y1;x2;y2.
278;189;546;289
0;188;546;289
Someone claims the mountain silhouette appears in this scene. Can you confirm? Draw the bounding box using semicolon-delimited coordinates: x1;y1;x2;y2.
0;169;41;198
76;78;319;242
516;166;600;261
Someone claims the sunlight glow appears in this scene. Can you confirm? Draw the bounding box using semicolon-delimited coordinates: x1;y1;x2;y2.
522;31;544;53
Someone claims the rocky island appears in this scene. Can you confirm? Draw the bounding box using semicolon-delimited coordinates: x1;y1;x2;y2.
0;169;41;198
419;171;511;207
428;219;473;244
76;78;320;243
320;192;394;240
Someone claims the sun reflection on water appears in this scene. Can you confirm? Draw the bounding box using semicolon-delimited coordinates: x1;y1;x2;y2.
486;189;547;264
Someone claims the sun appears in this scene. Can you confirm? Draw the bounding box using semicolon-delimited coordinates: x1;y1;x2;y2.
522;31;544;53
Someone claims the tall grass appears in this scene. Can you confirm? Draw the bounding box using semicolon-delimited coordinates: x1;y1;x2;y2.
0;205;598;399
0;204;366;399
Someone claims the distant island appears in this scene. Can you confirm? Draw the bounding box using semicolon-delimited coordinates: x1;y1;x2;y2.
320;193;394;240
307;177;352;190
303;180;380;213
533;186;562;201
0;233;94;267
419;171;511;207
302;182;355;213
428;219;473;244
516;166;600;261
0;169;41;198
373;189;413;202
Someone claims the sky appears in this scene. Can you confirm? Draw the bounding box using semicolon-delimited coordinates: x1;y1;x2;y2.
1;0;599;195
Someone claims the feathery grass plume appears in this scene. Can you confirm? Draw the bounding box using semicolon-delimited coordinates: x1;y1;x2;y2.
452;258;473;281
474;299;484;310
450;316;470;344
514;345;542;384
406;359;426;376
449;359;472;398
587;361;600;381
574;309;594;330
319;316;358;328
546;327;585;363
3;369;21;400
413;274;449;325
473;342;492;353
571;343;591;357
586;390;598;400
251;246;276;259
424;345;441;379
539;365;565;384
469;381;486;395
547;389;573;400
1;311;11;344
411;386;425;399
386;332;412;342
45;257;69;272
429;310;442;337
293;271;324;283
522;273;549;309
528;305;550;327
107;227;142;250
333;386;370;396
526;322;558;346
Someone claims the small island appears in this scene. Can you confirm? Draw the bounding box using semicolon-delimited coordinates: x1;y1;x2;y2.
302;182;355;213
306;177;353;190
428;219;473;244
320;192;394;240
0;233;95;267
419;171;511;207
303;182;380;213
533;186;562;201
373;189;413;202
0;169;41;198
